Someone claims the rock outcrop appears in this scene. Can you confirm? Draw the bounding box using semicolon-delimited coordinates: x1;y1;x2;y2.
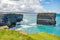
0;14;23;28
0;25;9;29
37;13;56;25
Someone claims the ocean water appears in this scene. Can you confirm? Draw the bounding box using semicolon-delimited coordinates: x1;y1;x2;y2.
10;13;60;36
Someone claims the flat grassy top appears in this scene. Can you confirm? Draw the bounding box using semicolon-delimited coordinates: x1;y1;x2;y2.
0;30;33;40
0;30;60;40
29;32;60;40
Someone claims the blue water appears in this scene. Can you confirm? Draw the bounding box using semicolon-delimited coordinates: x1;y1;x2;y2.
10;14;60;36
21;14;60;36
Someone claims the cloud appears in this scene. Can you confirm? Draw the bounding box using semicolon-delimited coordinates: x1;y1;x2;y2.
0;0;46;12
40;0;43;1
30;5;46;12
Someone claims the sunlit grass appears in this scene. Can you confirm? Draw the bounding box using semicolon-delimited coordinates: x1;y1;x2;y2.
0;30;33;40
29;32;60;40
0;29;60;40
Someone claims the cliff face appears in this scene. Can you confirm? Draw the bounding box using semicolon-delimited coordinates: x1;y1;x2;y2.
37;13;56;25
0;14;23;28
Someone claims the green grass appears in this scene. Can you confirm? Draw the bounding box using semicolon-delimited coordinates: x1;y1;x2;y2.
29;32;60;40
0;30;33;40
0;30;60;40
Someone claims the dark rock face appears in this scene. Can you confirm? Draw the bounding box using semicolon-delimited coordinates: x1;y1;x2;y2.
37;13;56;25
0;14;23;28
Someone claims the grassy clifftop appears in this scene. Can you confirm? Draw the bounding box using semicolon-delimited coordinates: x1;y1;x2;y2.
29;32;60;40
0;30;60;40
0;30;33;40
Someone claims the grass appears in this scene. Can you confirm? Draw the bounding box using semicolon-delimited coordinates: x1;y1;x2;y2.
0;30;33;40
29;32;60;40
0;30;60;40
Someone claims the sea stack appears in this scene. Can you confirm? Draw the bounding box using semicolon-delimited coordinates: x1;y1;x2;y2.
37;13;56;25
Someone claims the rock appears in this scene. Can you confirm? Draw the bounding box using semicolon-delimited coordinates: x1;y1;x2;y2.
0;25;9;29
0;14;23;28
37;13;56;25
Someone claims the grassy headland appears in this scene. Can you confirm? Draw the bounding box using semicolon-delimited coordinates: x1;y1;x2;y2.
0;30;60;40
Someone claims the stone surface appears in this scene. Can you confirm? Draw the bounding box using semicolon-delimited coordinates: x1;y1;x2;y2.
0;14;23;28
37;13;56;25
0;25;9;29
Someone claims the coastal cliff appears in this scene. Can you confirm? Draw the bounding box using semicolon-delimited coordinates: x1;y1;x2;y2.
37;13;56;25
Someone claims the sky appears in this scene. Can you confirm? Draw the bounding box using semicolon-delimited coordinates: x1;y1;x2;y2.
0;0;60;13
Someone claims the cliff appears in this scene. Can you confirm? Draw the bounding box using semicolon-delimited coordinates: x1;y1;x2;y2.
0;14;23;28
37;13;56;25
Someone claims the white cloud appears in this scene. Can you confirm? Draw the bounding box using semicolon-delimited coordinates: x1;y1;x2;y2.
30;5;46;12
0;0;46;12
40;0;43;1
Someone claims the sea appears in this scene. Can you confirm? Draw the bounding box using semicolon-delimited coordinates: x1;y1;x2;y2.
10;13;60;36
